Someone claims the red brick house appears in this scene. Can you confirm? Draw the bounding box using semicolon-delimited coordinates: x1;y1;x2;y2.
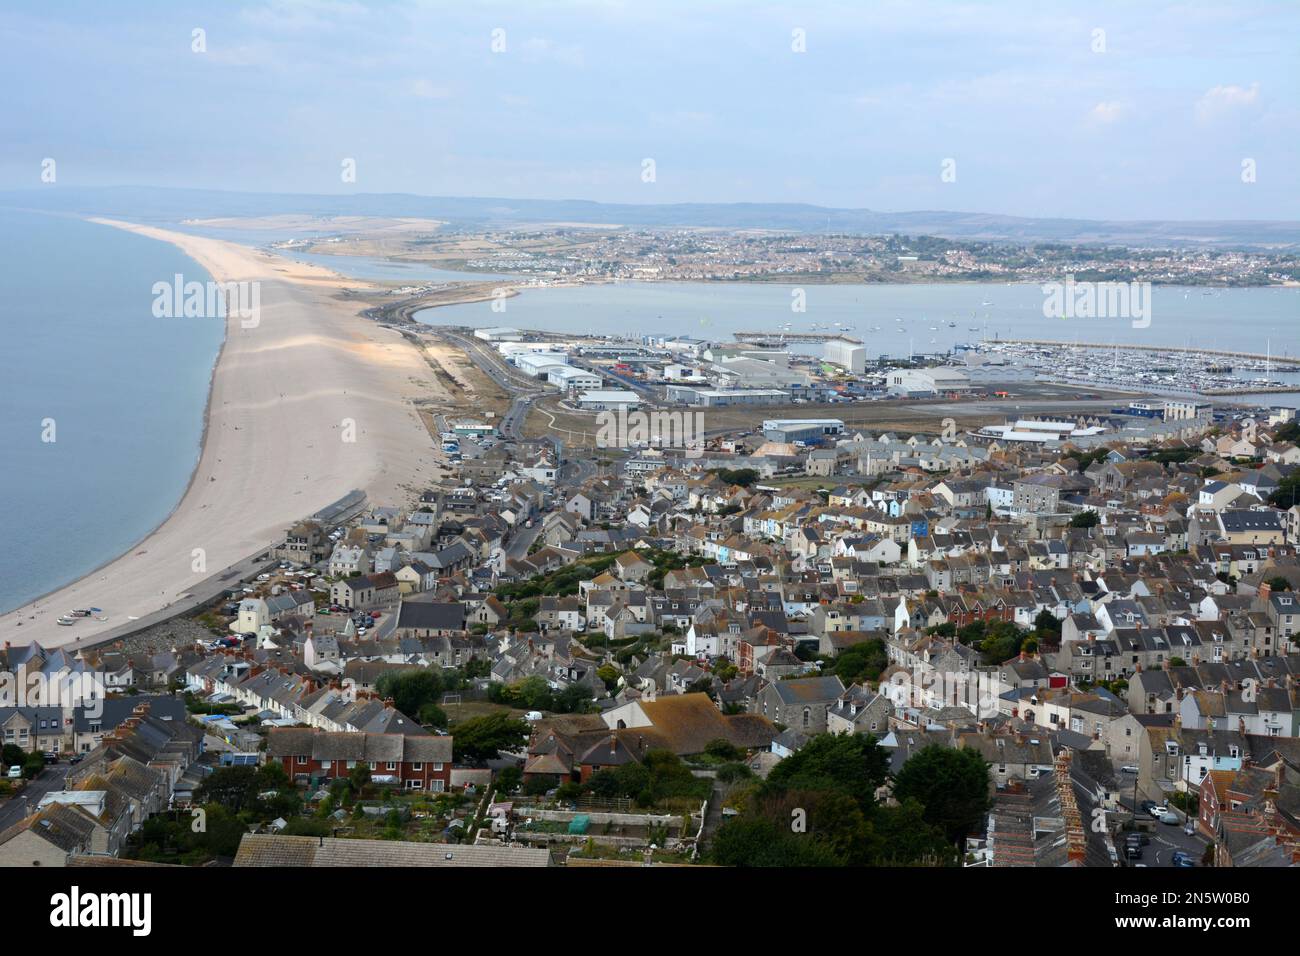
269;728;453;792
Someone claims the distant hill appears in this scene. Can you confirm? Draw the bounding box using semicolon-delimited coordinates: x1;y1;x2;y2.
3;186;1298;250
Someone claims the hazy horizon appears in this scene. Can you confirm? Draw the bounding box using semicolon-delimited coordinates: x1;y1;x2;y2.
3;1;1297;221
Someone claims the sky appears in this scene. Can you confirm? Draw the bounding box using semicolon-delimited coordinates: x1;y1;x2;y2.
2;0;1297;220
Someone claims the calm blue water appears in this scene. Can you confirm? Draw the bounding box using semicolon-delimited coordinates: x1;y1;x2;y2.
0;210;223;615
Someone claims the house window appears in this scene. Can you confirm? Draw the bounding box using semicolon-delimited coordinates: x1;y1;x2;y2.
412;762;423;771
387;762;397;771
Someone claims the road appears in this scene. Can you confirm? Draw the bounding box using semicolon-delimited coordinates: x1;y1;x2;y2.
435;329;603;488
1143;818;1210;868
0;765;68;831
506;521;544;560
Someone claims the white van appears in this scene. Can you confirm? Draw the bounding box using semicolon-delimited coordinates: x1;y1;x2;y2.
524;711;544;722
6;765;22;779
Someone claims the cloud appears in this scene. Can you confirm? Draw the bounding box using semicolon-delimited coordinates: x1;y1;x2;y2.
1089;101;1127;124
1195;82;1261;123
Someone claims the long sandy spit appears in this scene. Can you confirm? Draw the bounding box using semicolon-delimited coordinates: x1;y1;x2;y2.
0;221;445;649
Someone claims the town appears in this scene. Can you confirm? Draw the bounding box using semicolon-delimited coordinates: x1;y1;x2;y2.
3;329;1298;869
280;227;1300;288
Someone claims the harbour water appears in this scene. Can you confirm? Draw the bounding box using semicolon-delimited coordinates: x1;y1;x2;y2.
413;279;1300;361
0;210;223;615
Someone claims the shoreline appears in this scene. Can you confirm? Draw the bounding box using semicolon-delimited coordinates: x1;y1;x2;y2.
1;222;446;648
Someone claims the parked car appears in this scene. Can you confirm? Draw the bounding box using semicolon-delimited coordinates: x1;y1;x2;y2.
1159;810;1181;825
1171;851;1196;868
6;766;22;779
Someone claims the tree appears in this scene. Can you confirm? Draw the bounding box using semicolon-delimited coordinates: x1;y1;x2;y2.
1069;510;1100;528
892;745;991;846
375;669;444;720
711;467;759;487
451;713;530;763
596;664;621;692
418;702;448;728
1266;576;1293;592
764;733;889;809
704;738;744;762
827;639;888;684
1033;608;1061;636
193;766;261;811
710;816;843;867
495;766;522;794
2;744;26;768
865;798;959;866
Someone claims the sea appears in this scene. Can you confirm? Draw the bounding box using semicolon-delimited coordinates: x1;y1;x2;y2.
1;224;1297;615
0;210;223;615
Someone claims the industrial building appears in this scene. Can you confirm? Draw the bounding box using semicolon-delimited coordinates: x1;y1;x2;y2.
975;419;1108;444
515;352;570;377
665;386;788;407
473;327;522;342
762;419;846;443
546;365;602;390
886;367;973;396
578;389;641;411
824;340;867;374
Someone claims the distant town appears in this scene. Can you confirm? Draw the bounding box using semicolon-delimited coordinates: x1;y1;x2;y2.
283;227;1300;287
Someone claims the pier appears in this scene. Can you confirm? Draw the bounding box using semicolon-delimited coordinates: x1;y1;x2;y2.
734;331;862;344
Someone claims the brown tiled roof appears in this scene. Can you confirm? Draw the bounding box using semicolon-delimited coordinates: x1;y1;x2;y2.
635;694;776;754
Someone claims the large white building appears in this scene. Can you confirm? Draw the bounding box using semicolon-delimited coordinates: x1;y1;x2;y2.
666;386;788;407
824;340;867;374
474;327;522;342
515;352;570;377
547;365;602;390
578;389;641;411
762;419;846;443
887;367;973;396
